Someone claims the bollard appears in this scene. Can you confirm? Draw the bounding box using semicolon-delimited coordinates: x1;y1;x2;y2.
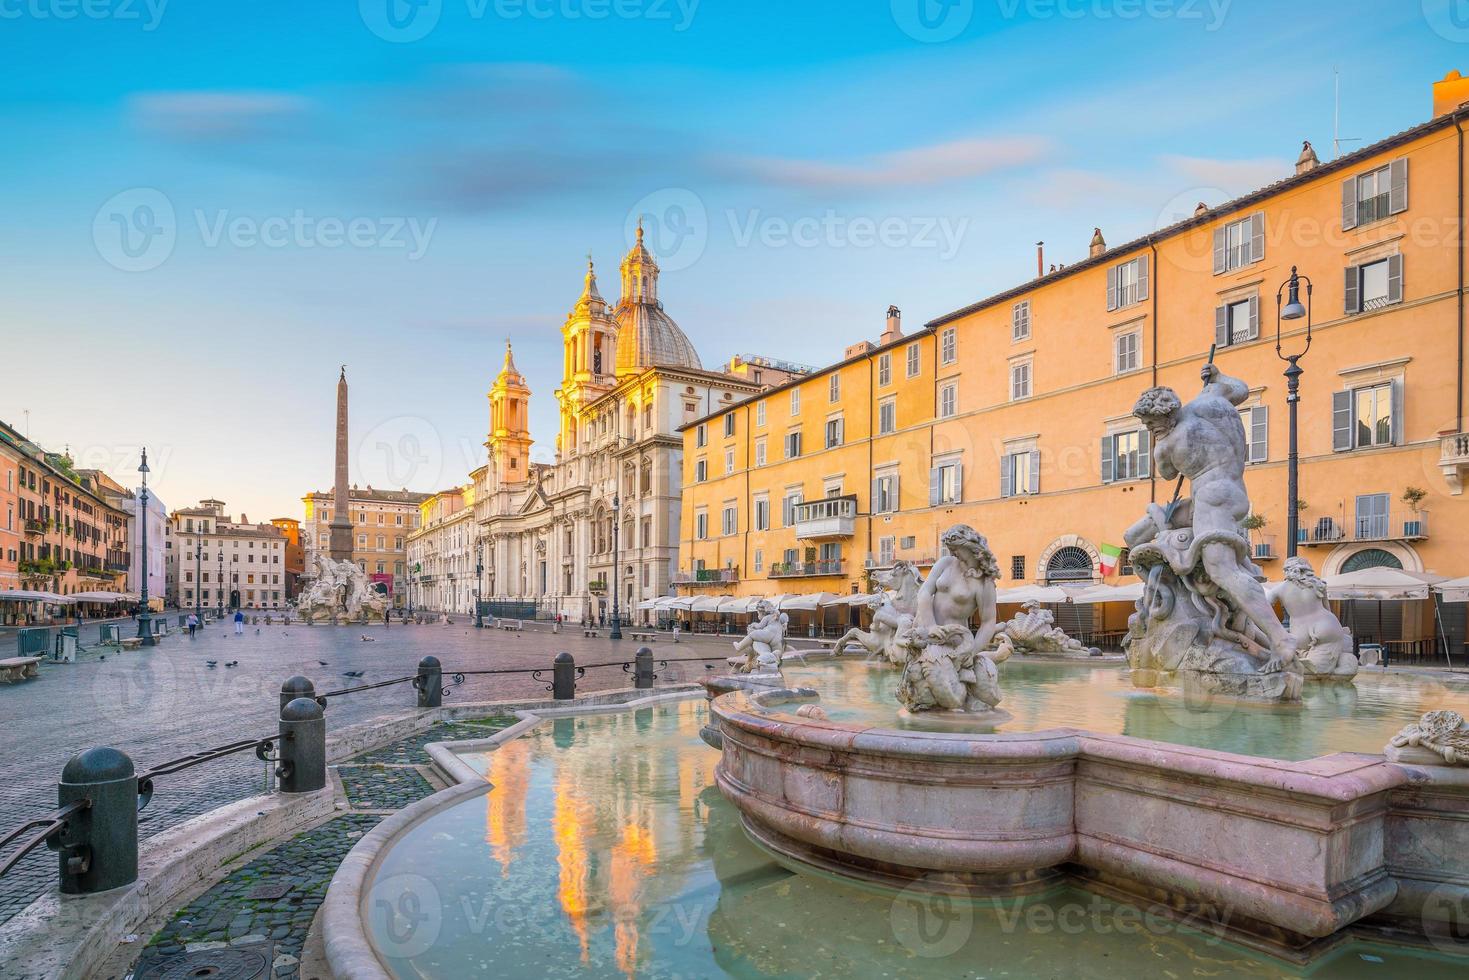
52;747;138;894
552;652;577;701
278;697;326;793
280;675;316;715
634;646;654;689
416;655;442;708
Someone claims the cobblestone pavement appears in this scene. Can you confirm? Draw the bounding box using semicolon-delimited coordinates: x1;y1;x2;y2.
130;717;519;979
0;621;738;924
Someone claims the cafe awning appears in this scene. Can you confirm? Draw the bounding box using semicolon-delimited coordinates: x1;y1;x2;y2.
690;595;729;613
717;596;767;614
1434;576;1469;604
779;593;835;611
0;590;73;603
69;591;133;603
1323;567;1445;601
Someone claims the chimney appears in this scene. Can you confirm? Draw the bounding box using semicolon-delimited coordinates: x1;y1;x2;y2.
1433;70;1469;119
1295;140;1320;175
1089;227;1106;258
880;305;903;345
1036;242;1044;278
1193;201;1210;217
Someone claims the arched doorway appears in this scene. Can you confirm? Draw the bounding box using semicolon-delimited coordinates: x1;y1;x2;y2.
1045;546;1095;583
1340;548;1403;573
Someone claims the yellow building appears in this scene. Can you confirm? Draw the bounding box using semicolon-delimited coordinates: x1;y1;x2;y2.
678;75;1469;645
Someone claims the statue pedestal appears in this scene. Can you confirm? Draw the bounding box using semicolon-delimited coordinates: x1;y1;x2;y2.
1126;616;1303;702
896;706;1012;730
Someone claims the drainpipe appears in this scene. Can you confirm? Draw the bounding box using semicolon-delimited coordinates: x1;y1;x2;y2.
1458;113;1466;432
1149;236;1160;504
867;353;875;578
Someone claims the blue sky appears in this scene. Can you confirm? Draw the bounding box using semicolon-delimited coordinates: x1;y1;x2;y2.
1;0;1464;520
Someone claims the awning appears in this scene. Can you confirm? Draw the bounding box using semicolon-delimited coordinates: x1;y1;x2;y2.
0;590;73;603
1069;583;1144;604
996;585;1073;604
690;595;729;613
636;598;664;610
779;593;835;611
1324;567;1446;601
819;592;869;606
717;596;766;614
662;596;697;611
1434;576;1469;604
69;591;133;603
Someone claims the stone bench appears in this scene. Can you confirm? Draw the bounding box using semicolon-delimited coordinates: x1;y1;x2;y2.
499;620;523;632
629;632;656;642
120;637;144;651
0;656;42;683
583;630;599;638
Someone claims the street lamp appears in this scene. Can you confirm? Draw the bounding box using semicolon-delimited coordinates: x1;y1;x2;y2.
194;538;202;620
474;537;484;628
1276;266;1313;559
136;449;155;646
609;494;623;640
216;546;224;618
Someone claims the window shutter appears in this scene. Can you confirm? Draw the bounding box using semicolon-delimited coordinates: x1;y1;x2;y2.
1212;227;1227;275
1389;158;1408;214
1249;212;1264;263
1137;254;1150;301
1332;390;1353;451
1000;455;1012;499
892;475;899;511
1028;450;1041;495
1100;436;1115;484
1247;295;1259;340
1138;429;1151;478
1215;305;1229;348
1106;265;1118;312
1250;406;1269;464
953;462;963;504
1344;265;1361;315
1391;378;1405;446
1387;253;1404;305
1342;178;1358;231
872;478;881;514
929;467;941;506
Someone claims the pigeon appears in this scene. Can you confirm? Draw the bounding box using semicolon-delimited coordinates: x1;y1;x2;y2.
343;670;365;678
317;660;329;666
225;661;238;667
206;660;218;667
359;635;376;642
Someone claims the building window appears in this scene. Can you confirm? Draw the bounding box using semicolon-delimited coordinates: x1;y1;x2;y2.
791;389;801;415
930;460;963;505
695;512;708;540
753;496;770;531
1345;255;1403;314
1012;301;1031;341
1010;361;1031;401
695;424;707;448
1213;212;1264;274
754;438;767;467
721;506;737;536
1215;296;1260;347
1011;555;1026;580
940;328;957;365
877;536;895;566
725;449;735;474
1354;494;1391;539
825;418;844;448
873;474;899;514
878;354;891;386
1101;430;1151;483
1334;381;1401;451
723;414;735;437
878;399;896;435
906;343;920;378
1000;450;1039;498
756;402;765;426
753;549;764;573
1240;406;1269;464
695;459;707;483
785;431;802;459
939;382;957;418
1114;331;1140;374
1107;255;1149;311
829;374;841;401
1343;159;1407;230
782;491;803;527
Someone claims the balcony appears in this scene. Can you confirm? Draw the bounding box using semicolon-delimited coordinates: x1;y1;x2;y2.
769;559;845;579
673;568;739;586
793;496;857;540
1298;511;1429;546
24;519;46;535
1441;432;1469;494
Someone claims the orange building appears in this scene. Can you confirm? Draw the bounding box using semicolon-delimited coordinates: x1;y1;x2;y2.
270;517;305;599
679;74;1469;646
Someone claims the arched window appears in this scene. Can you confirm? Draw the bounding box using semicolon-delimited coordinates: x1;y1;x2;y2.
1046;545;1094;582
1341;548;1403;573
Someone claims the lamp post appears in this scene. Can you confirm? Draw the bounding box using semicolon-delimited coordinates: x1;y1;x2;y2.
609;494;623;640
216;547;224;618
474;538;484;628
1275;265;1313;559
193;538;202;620
135;450;155;646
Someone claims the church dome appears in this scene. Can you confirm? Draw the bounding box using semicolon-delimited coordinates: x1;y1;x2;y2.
612;224;702;376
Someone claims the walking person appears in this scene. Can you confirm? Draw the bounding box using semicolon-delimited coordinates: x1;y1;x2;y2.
233;609;244;636
187;612;198;638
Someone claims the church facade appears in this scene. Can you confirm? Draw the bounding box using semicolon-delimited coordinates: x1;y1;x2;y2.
472;229;761;622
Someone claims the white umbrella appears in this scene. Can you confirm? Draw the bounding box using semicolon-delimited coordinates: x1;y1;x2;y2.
663;596;697;611
690;595;728;613
717;596;766;614
1323;567;1444;601
636;598;662;610
779;593;835;611
69;591;132;603
1434;576;1469;604
997;584;1072;604
1069;583;1144;604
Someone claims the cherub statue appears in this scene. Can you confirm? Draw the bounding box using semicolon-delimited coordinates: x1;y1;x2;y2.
730;600;788;674
1267;557;1357;678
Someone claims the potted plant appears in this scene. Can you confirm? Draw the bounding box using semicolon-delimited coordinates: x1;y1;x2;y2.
1402;487;1428;537
1241;513;1270;558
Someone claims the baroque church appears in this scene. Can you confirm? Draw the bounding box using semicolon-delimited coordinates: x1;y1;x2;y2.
472;228;763;621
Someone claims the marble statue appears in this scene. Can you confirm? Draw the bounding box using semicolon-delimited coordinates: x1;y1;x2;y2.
833;560;922;664
1122;363;1305;701
1268;558;1358;679
992;602;1099;659
296;554;389;624
730;600;789;674
894;524;1010;716
1388;710;1469;765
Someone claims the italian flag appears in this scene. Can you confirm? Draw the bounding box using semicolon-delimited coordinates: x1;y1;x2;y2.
1099;543;1124;577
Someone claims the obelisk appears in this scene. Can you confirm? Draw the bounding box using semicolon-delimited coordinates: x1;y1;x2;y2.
328;366;354;562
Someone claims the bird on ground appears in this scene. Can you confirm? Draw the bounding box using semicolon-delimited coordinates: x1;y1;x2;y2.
343;670;366;678
317;660;329;666
206;660;218;667
225;661;238;667
359;635;376;642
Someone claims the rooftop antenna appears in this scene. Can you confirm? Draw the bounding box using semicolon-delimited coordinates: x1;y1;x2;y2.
22;409;29;440
1333;66;1361;159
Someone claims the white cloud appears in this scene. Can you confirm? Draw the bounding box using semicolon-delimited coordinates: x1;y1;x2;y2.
130;91;313;143
725;136;1052;191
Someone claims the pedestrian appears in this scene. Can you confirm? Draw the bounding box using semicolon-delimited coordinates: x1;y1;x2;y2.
383;608;390;628
187;613;198;638
233;609;244;635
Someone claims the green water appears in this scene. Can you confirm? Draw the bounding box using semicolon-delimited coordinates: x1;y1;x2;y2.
366;699;1465;978
772;659;1469;761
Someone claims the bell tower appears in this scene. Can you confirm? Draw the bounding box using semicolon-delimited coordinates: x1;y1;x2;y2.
488;342;532;487
555;257;617;456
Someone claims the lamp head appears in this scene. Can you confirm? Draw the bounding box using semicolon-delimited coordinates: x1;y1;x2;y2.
1281;267;1307;320
138;448;150;476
